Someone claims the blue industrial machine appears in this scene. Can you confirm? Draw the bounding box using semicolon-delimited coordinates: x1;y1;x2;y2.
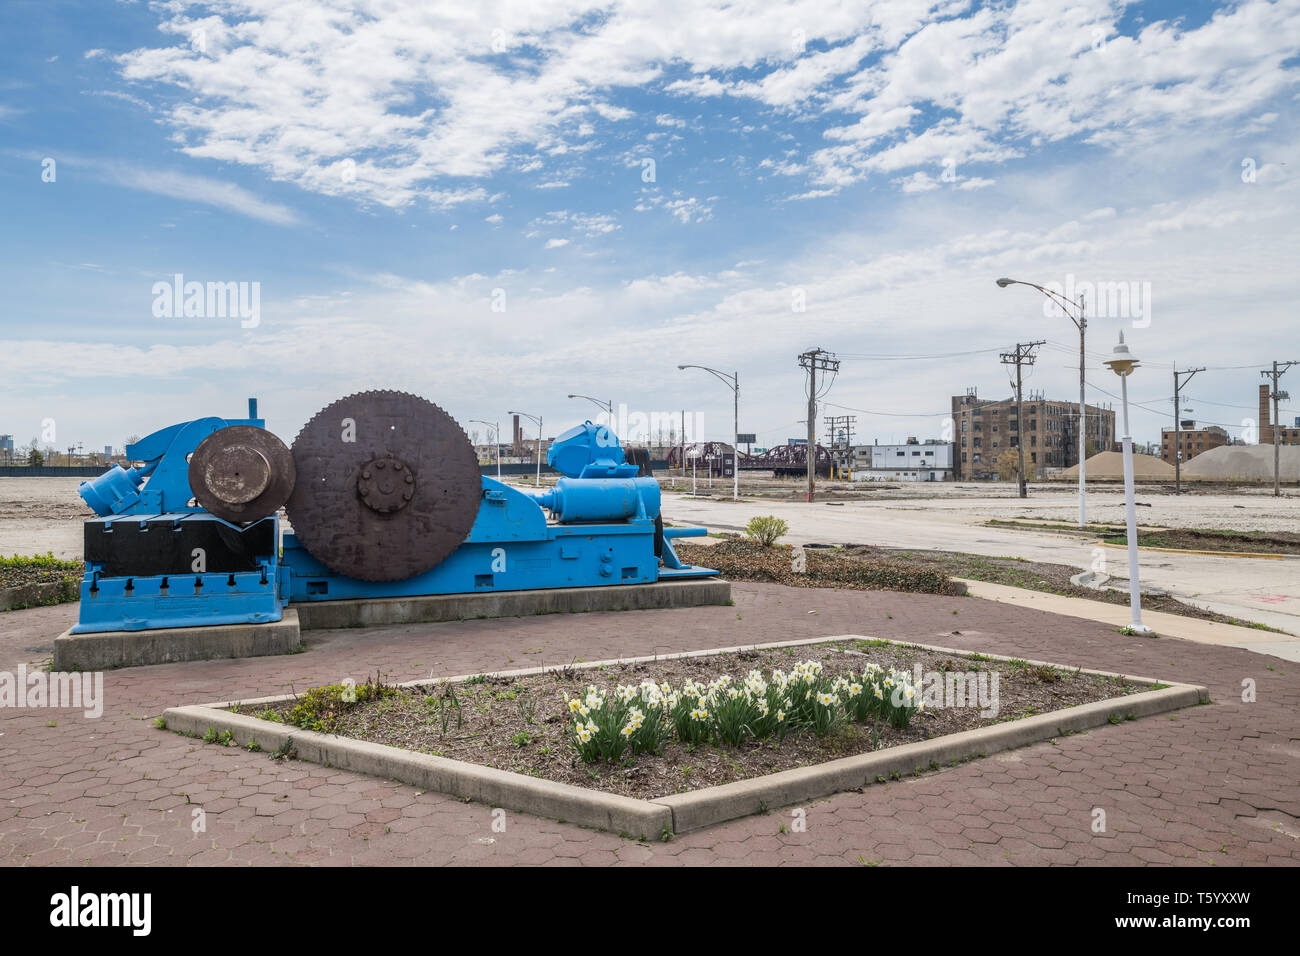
72;391;714;634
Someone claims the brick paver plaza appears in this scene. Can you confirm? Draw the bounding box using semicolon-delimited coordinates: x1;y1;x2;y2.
2;583;1297;866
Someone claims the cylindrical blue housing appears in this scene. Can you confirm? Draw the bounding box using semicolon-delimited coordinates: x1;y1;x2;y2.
78;465;145;516
535;476;660;522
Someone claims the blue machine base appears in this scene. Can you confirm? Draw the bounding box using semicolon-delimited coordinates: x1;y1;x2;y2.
70;570;283;634
282;527;715;601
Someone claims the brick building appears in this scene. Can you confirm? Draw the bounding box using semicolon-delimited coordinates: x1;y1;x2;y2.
951;389;1116;481
1160;423;1228;465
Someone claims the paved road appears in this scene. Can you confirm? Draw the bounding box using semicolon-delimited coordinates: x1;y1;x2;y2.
3;584;1295;866
663;489;1300;635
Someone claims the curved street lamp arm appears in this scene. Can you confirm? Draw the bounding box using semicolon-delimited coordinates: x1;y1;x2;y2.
997;278;1085;328
678;364;737;391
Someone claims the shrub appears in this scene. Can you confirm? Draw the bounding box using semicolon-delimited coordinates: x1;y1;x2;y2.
286;675;397;733
744;515;789;547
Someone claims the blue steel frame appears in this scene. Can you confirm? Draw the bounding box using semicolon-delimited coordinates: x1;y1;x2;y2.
71;404;716;633
72;400;284;634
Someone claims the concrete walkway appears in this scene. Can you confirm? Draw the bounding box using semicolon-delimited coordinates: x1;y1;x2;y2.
2;582;1297;866
958;578;1300;662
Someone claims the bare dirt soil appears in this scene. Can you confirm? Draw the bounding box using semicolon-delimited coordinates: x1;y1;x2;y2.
250;640;1143;801
675;538;964;595
677;538;1279;631
986;519;1300;555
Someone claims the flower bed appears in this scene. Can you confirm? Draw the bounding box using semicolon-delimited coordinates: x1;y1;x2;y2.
246;639;1144;801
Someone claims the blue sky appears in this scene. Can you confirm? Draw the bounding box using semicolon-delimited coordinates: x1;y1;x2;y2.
1;0;1297;453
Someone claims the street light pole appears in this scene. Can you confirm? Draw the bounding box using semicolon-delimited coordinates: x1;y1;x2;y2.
567;394;614;425
996;278;1088;527
469;419;502;480
508;410;544;486
1104;332;1151;634
678;364;740;500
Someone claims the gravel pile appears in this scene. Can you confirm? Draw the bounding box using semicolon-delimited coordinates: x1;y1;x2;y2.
1184;444;1300;482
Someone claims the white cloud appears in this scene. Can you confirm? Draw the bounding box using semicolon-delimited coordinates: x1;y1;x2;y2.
8;141;1300;450
102;0;1300;206
107;164;300;225
636;189;714;223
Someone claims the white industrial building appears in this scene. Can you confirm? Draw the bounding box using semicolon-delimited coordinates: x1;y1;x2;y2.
851;440;954;482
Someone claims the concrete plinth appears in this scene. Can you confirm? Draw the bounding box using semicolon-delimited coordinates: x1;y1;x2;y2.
52;610;302;671
49;579;730;669
293;578;732;630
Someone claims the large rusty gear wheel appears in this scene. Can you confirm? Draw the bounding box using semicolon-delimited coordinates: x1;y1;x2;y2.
285;391;481;582
188;425;296;524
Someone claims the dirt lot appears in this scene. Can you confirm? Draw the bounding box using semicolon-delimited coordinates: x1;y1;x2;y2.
985;519;1300;555
677;539;1279;631
0;478;89;559
249;639;1142;801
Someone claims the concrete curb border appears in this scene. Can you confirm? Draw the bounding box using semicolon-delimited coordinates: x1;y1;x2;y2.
161;634;1208;836
161;705;671;838
1;579;78;612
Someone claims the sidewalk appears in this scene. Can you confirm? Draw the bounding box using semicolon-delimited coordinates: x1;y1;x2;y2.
2;584;1297;866
957;578;1300;662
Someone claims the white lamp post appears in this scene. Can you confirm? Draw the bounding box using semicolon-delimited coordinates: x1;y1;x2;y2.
1103;332;1151;634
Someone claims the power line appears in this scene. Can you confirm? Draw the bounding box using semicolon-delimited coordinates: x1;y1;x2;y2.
835;346;1005;361
1084;382;1246;430
822;400;950;418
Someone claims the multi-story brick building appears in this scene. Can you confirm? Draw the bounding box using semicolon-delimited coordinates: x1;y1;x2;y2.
950;389;1116;481
1160;423;1228;465
1260;384;1300;445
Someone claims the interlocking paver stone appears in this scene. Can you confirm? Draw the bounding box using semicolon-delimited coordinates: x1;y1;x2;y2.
1;584;1296;866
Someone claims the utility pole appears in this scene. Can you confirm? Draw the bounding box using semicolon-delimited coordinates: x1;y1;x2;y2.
798;348;839;501
1261;361;1298;496
1000;341;1044;498
824;414;856;479
1172;363;1204;495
